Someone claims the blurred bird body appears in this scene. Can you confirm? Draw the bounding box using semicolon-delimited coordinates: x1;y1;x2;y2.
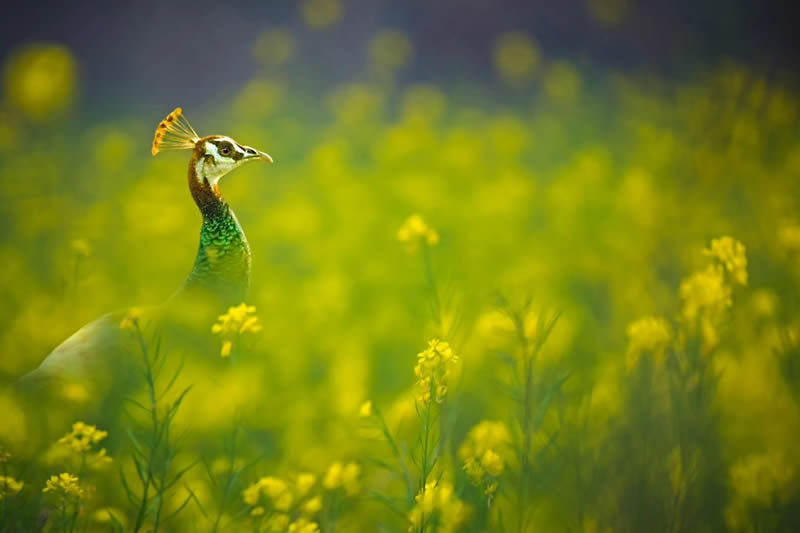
19;108;272;399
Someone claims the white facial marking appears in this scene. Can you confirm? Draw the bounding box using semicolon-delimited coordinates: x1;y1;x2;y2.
195;137;243;185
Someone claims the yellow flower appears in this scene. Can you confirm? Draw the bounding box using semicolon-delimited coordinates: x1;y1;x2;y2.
57;421;111;467
211;303;261;357
250;505;265;516
323;462;343;489
120;307;143;330
342;462;361;495
43;472;82;498
408;481;469;533
295;473;316;497
220;340;233;358
480;449;504;477
302;495;322;515
397;214;439;253
243;481;261;506
625;316;672;370
459;420;511;485
288;518;320;533
266;513;290;532
704;236;748;286
680;265;732;322
358;400;372;418
0;475;24;499
415;339;459;405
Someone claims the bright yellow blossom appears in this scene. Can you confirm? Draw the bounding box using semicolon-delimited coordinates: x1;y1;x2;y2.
302;495;322;515
625;316;672;370
704;236;748;286
288;517;320;533
408;481;469;533
43;472;82;498
295;473;316;496
415;339;458;405
266;513;290;531
57;421;112;468
323;461;343;489
680;265;732;322
0;475;23;499
211;303;262;357
397;214;439;253
459;420;511;485
358;400;372;418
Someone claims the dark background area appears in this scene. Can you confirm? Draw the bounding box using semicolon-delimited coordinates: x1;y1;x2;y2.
1;0;797;114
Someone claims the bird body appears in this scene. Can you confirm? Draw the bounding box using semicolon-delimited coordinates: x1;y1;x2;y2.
20;108;271;397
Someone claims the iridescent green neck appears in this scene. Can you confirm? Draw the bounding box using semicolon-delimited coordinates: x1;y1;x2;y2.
175;161;251;305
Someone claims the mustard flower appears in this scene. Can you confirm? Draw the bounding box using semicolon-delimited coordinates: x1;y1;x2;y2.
415;339;459;405
397;214;439;253
288;517;320;533
358;400;372;418
625;316;672;370
120;306;143;330
43;472;82;499
459;420;511;485
57;421;112;468
266;513;290;531
295;473;316;497
704;236;748;286
323;462;343;489
211;303;262;357
302;495;322;515
243;475;293;512
0;475;23;499
680;265;732;322
408;481;469;533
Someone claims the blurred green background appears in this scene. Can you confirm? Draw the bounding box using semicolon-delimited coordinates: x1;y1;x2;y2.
1;1;799;532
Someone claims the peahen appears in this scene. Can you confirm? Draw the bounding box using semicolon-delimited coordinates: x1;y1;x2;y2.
19;108;272;397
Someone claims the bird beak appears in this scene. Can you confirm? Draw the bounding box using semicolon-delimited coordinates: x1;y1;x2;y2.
241;145;273;163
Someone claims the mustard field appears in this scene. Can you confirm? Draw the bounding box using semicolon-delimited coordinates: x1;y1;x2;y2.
1;8;800;533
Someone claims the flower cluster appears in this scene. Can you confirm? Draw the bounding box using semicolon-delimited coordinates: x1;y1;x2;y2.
211;303;262;357
58;421;112;468
704;236;748;286
397;214;439;253
0;475;23;499
408;481;470;533
625;316;672;370
242;472;321;529
43;472;82;499
323;461;360;495
414;339;458;405
458;420;511;491
680;265;732;323
680;236;748;348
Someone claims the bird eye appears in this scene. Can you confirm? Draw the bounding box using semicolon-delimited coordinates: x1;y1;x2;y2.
218;142;233;157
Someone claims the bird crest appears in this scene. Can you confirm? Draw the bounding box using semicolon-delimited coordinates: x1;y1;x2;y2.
151;107;201;156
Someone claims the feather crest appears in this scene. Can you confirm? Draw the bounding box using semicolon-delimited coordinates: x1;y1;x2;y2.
151;107;201;156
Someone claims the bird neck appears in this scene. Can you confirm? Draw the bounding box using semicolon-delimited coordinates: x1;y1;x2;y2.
177;161;251;306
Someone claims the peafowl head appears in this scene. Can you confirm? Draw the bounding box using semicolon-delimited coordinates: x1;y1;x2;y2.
151;107;272;186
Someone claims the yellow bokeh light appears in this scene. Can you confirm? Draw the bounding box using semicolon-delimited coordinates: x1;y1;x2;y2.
4;43;77;120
